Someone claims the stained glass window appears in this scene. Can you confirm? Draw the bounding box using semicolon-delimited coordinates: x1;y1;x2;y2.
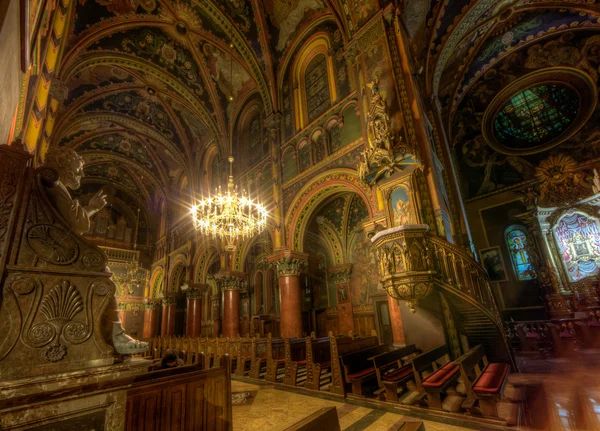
493;84;580;149
505;226;536;281
305;54;331;123
554;213;600;282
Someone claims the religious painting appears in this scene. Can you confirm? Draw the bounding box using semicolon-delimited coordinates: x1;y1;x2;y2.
350;233;381;305
554;212;600;282
390;187;410;227
479;246;508;282
337;285;349;303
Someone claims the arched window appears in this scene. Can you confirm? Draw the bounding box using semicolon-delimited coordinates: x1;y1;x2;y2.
505;226;536;281
305;54;331;123
298;142;311;172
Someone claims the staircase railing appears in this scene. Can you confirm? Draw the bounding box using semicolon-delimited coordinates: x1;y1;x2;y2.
372;225;502;329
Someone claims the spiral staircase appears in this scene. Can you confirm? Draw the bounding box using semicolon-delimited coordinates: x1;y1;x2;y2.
372;225;514;367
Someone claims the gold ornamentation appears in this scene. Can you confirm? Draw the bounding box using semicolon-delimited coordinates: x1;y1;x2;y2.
535;154;587;207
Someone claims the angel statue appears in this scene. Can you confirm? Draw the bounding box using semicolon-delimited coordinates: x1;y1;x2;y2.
43;146;148;355
366;81;393;153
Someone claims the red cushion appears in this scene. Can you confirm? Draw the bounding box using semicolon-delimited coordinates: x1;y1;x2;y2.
348;367;375;379
526;332;540;339
421;362;459;389
588;320;600;327
296;360;306;364
383;365;413;382
559;331;573;339
473;363;509;395
276;359;285;363
316;361;331;367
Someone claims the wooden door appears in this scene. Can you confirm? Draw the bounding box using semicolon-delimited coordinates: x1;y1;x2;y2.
375;300;393;347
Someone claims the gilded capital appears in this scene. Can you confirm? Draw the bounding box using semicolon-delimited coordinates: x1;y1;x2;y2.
267;250;308;278
185;287;204;299
215;271;245;291
143;300;161;310
161;295;176;305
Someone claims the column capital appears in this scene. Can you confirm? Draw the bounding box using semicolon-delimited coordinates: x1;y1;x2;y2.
161;294;176;305
215;271;245;291
185;287;205;299
328;264;353;283
143;300;161;310
267;250;308;277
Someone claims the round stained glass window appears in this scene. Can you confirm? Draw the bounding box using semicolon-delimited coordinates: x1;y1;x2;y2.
493;84;580;149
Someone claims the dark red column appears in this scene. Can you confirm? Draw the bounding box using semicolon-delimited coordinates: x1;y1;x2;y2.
387;295;406;346
268;250;308;338
185;288;204;337
142;300;159;338
216;272;244;338
160;295;176;336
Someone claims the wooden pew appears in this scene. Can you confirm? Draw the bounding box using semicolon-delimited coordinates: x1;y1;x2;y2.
250;338;269;379
283;338;308;386
283;407;341;431
265;335;286;382
343;344;389;396
454;345;509;418
235;338;253;376
329;335;380;396
304;336;336;390
371;344;420;402
410;345;459;409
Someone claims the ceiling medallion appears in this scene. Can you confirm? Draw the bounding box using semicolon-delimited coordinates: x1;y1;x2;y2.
191;157;267;251
482;67;597;156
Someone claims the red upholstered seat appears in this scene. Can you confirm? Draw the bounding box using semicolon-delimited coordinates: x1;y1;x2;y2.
526;332;540;339
296;360;306;364
472;363;509;395
348;367;375;379
276;358;285;363
588;320;600;327
319;361;331;367
383;365;413;382
421;362;459;389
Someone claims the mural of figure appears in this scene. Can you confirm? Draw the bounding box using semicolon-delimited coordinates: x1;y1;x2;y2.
43;146;148;355
390;187;411;227
337;285;348;303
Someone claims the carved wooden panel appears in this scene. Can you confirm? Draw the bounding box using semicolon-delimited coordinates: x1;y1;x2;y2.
185;378;207;431
162;384;186;430
127;389;162;431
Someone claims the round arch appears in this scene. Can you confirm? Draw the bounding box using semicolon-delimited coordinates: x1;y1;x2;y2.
285;169;377;252
149;267;165;299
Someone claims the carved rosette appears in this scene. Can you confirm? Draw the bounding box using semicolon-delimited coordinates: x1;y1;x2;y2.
268;251;308;278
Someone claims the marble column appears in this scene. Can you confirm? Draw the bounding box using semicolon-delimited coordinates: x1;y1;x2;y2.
211;295;221;337
142;300;160;338
185;288;204;338
216;272;244;338
387;296;406;347
160;294;176;337
268;250;308;338
329;264;355;335
240;286;251;337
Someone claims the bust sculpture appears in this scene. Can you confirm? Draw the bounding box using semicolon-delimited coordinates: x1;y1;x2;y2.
43;146;148;355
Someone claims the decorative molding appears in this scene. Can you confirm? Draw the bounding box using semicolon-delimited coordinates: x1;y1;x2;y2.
267;250;308;278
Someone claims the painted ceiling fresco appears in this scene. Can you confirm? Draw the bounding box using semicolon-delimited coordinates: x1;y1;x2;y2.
47;0;600;208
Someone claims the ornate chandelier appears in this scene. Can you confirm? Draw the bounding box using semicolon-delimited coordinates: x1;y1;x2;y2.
192;157;267;251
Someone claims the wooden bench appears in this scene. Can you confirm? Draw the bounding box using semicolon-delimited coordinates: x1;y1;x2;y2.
411;345;460;409
304;336;338;390
235;338;253;376
250;338;268;379
265;335;286;382
283;407;340;431
283;338;308;386
329;334;380;396
455;345;509;418
342;344;389;396
372;344;420;402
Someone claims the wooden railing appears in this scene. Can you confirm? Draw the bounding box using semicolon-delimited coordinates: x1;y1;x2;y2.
372;225;502;327
99;246;140;262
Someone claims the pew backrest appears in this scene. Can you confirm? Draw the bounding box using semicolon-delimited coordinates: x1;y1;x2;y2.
411;344;451;391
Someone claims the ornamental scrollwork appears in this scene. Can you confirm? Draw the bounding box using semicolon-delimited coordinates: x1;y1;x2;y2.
270;257;307;277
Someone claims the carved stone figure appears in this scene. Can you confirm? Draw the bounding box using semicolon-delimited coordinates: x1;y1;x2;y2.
43;146;148;354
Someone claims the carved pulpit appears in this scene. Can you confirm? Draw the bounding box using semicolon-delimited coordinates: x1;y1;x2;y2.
0;143;116;379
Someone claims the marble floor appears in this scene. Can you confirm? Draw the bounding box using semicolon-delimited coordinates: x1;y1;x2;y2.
231;380;473;431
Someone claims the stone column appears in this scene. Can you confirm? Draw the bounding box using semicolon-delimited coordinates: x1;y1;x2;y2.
387;296;407;347
240;286;251;337
211;295;221;337
142;300;160;338
329;264;355;335
216;272;244;338
268;250;308;338
185;287;204;338
160;294;176;337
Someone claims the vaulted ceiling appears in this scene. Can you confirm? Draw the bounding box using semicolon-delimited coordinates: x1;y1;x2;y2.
51;0;600;207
